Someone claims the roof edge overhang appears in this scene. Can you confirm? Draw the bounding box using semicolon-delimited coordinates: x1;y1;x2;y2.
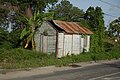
47;20;65;33
48;20;94;34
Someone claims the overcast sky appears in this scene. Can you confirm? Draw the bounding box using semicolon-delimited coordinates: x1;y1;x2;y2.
69;0;120;26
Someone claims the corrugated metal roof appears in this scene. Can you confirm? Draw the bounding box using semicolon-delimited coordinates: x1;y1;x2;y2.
52;20;93;34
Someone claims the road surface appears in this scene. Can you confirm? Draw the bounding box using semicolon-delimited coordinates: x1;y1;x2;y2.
0;60;120;80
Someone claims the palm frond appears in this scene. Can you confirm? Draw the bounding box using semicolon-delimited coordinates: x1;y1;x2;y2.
20;28;30;39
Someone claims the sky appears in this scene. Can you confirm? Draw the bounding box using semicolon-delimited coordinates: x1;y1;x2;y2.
69;0;120;26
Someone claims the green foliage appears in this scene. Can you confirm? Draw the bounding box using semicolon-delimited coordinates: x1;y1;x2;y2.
0;28;13;49
20;28;28;40
0;28;8;45
0;44;120;69
0;0;119;69
0;8;9;28
0;48;55;69
108;17;120;37
9;29;22;48
1;0;58;12
109;42;120;59
84;7;96;31
96;7;105;52
104;42;114;52
90;34;100;53
0;41;13;49
19;10;55;48
1;0;58;49
85;6;105;52
56;41;120;67
49;0;84;22
0;27;21;49
79;19;89;28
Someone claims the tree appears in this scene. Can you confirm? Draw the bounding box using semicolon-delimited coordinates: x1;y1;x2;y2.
84;6;105;52
95;7;105;52
9;29;22;48
0;28;13;49
20;10;54;49
49;0;84;22
0;0;58;49
0;8;9;29
84;6;97;31
0;28;8;45
108;17;120;38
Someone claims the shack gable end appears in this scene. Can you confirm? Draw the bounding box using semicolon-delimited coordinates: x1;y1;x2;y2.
39;21;56;35
34;21;56;53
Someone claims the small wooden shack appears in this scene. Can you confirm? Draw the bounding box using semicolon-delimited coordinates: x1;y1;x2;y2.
34;20;93;58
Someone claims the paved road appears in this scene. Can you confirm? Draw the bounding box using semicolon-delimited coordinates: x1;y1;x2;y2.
1;60;120;80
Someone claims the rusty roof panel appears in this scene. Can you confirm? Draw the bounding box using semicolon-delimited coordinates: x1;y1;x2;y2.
52;20;93;34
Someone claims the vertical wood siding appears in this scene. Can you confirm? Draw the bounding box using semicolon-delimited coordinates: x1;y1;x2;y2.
64;35;72;56
57;33;64;58
72;34;81;54
48;35;56;53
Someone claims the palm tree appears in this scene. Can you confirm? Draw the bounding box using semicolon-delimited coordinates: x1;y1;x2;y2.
20;10;54;49
0;0;58;50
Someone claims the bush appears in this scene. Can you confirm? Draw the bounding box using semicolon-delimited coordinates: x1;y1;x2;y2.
104;42;114;52
108;43;120;59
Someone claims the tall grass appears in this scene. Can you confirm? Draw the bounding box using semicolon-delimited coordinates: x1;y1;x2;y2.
0;42;120;69
0;48;55;69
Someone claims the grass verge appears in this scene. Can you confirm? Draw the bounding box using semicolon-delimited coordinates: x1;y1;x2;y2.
0;43;120;69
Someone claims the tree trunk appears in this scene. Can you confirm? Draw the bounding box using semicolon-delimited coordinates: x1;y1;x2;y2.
31;23;35;49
